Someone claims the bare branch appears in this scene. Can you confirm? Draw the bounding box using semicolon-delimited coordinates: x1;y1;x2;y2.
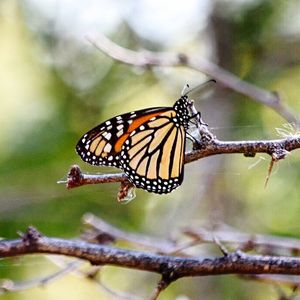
86;34;299;125
64;165;127;189
3;227;300;280
63;135;300;189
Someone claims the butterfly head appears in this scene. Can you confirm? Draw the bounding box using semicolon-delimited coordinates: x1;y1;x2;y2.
173;94;192;128
174;80;216;127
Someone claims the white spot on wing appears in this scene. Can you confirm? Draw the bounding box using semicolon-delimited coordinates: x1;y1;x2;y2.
103;143;112;153
104;132;112;140
117;129;124;137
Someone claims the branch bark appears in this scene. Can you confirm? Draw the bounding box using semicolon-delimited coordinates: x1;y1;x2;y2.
64;135;300;189
2;227;300;281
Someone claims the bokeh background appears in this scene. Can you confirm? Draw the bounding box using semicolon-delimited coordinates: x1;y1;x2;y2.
1;0;300;299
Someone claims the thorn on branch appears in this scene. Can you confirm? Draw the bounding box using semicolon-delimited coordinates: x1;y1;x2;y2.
272;149;289;161
21;226;43;247
265;148;289;188
244;151;256;158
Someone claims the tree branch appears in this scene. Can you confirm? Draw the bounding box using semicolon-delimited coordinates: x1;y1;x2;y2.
64;135;300;190
3;227;300;281
86;34;300;125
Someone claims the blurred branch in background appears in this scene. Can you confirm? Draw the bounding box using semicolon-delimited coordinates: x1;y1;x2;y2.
86;34;300;125
84;214;300;255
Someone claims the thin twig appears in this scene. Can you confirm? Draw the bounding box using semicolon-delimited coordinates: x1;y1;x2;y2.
48;256;142;300
86;34;299;125
0;260;81;294
149;278;170;300
183;227;300;254
243;274;300;289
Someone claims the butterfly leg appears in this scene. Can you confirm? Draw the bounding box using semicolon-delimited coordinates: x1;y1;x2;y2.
189;111;208;126
186;132;202;150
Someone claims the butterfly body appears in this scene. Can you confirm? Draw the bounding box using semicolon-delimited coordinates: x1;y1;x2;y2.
76;94;193;194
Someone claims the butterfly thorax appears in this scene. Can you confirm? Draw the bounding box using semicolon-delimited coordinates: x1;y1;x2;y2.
173;95;190;129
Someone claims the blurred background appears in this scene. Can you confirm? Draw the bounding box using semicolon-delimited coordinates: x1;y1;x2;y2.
1;0;300;299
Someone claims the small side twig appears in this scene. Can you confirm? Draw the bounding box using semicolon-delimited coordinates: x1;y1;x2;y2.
183;227;300;254
213;236;229;256
0;260;81;294
150;278;171;300
48;256;142;300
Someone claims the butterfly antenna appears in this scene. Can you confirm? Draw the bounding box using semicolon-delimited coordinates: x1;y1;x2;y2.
182;79;216;97
181;84;190;96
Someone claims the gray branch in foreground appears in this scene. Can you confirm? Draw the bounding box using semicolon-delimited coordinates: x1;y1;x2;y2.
2;227;300;283
65;135;300;189
86;34;299;125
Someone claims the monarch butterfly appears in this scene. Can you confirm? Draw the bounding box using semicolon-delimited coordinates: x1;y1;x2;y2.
76;81;213;194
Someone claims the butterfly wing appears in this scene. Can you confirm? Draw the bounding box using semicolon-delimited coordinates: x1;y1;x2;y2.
76;107;172;168
120;110;186;194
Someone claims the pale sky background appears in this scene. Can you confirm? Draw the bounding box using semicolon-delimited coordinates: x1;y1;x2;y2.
23;0;300;46
25;0;211;45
